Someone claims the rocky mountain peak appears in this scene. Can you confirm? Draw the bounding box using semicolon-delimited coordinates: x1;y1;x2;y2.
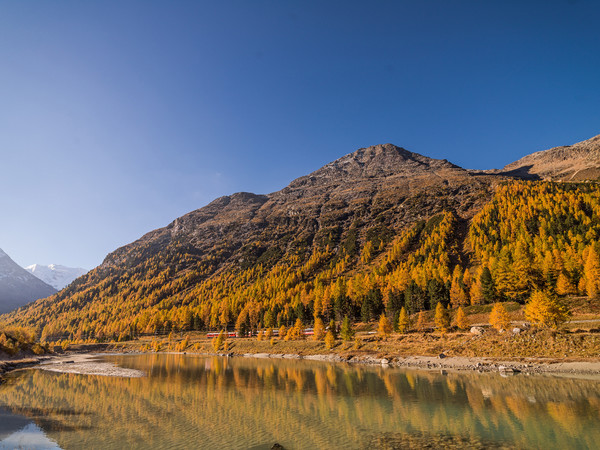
286;143;462;191
25;264;88;290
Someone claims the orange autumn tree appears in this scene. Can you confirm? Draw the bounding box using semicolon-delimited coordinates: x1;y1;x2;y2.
524;291;570;329
489;303;510;332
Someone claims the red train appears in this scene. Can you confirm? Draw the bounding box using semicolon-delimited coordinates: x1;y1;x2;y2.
206;328;314;338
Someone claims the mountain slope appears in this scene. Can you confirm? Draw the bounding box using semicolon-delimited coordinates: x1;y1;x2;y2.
1;144;499;339
103;144;492;271
502;134;600;181
25;264;88;290
3;137;600;341
0;249;57;314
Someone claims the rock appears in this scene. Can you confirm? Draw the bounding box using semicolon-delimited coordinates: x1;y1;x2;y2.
470;326;484;335
381;358;390;365
271;444;285;449
438;353;446;359
498;365;520;374
512;327;522;334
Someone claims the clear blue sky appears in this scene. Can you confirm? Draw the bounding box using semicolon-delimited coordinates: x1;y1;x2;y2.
1;0;599;269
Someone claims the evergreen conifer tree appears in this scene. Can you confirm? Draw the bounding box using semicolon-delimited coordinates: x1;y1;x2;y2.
340;316;355;341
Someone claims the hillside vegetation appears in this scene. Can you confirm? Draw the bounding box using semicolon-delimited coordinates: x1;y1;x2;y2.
3;179;600;343
0;326;47;357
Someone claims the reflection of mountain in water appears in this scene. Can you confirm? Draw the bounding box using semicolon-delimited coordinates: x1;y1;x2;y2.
0;408;61;450
0;407;30;440
0;355;599;449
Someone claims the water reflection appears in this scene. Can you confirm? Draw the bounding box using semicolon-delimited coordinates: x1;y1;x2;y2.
0;408;62;449
0;354;598;449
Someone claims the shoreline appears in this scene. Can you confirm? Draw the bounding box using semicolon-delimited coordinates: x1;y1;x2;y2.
2;348;600;380
228;351;600;379
0;353;144;380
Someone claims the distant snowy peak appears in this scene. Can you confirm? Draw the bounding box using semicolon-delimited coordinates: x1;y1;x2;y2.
25;264;88;290
0;248;56;314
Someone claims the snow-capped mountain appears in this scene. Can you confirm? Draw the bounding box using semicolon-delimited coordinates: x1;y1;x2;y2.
25;264;88;290
0;248;57;314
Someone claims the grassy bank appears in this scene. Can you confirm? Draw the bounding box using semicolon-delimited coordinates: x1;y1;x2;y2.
109;327;600;362
102;299;600;361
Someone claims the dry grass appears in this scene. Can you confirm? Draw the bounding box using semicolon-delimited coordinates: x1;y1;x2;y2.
111;326;600;361
97;297;600;361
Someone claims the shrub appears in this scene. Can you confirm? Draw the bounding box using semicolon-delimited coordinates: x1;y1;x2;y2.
415;311;426;331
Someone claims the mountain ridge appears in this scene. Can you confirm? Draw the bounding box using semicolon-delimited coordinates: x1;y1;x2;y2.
501;134;600;180
100;143;489;271
0;249;57;314
3;134;600;340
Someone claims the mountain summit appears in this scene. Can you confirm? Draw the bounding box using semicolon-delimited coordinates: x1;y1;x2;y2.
101;143;489;270
25;264;88;290
0;248;56;314
292;144;460;183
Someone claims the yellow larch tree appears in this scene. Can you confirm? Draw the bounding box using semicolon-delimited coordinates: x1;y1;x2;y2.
455;307;469;330
489;303;510;332
584;246;600;299
313;317;326;341
434;302;450;333
377;313;393;340
524;291;570;329
556;273;576;296
396;307;410;333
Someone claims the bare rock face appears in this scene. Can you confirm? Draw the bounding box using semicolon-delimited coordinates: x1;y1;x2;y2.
502;134;600;181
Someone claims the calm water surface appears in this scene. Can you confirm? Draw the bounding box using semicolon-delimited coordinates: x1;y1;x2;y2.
0;354;599;449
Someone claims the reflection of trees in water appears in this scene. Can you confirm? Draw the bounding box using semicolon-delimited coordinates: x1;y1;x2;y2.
0;355;598;449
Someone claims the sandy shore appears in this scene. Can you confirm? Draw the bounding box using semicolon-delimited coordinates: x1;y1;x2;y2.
38;354;144;378
3;350;600;380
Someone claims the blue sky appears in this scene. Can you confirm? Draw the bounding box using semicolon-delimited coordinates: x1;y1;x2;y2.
1;0;599;269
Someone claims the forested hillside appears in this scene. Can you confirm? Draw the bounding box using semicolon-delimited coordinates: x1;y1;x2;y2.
3;138;600;342
469;182;600;302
